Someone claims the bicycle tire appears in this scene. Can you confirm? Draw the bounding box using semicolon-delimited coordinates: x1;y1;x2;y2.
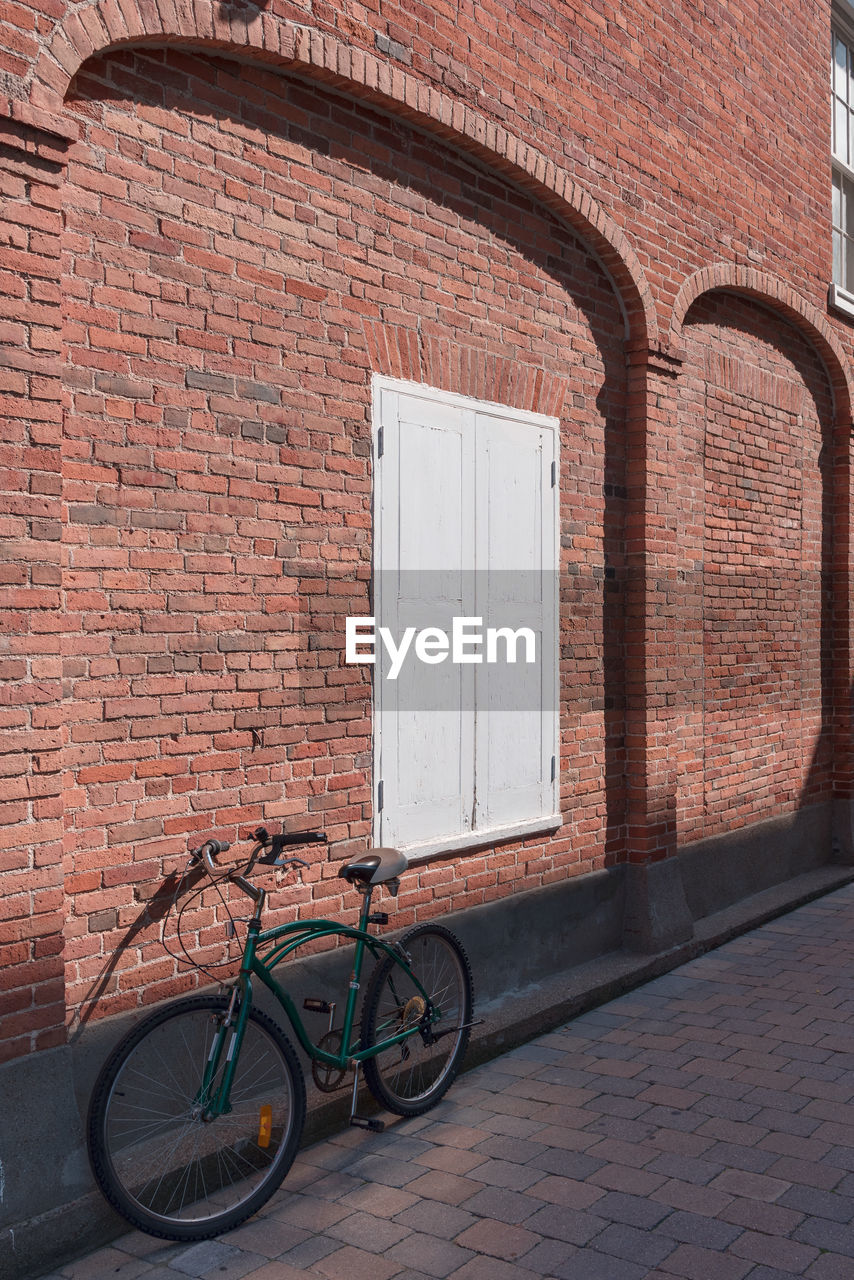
87;994;305;1241
361;924;473;1116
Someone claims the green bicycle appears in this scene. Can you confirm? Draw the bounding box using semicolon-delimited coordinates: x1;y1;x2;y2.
87;828;474;1241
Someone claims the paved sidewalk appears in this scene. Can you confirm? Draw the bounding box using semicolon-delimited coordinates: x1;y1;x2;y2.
40;883;854;1280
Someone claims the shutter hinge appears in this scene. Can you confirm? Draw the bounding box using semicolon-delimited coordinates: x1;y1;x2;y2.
550;460;556;487
377;779;384;811
377;426;384;458
550;755;556;782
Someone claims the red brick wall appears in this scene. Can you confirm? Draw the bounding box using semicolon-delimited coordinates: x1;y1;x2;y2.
0;111;69;1064
53;48;627;1026
12;1;836;325
1;0;853;1062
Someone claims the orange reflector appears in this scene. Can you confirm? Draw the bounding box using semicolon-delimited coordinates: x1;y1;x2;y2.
258;1104;272;1148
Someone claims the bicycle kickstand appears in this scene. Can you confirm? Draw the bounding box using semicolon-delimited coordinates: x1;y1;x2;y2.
349;1061;384;1133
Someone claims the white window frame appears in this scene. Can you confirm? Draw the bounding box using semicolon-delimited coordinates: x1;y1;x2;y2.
371;374;561;862
831;10;854;317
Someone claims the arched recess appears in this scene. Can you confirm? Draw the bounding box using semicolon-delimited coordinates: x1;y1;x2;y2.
56;28;641;1019
668;268;854;895
669;265;854;422
29;1;657;352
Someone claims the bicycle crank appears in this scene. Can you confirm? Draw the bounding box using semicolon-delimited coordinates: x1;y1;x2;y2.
311;1030;352;1092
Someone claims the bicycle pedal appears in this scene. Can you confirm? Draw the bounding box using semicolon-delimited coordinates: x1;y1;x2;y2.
303;998;332;1014
367;912;389;926
350;1115;385;1133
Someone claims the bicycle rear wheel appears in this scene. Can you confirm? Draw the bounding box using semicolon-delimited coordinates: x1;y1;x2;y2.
88;994;305;1241
362;924;473;1116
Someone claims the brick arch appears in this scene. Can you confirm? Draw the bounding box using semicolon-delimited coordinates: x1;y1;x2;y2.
30;1;657;350
669;264;853;423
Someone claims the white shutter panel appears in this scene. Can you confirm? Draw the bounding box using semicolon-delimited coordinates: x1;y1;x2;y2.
374;383;475;849
474;411;558;831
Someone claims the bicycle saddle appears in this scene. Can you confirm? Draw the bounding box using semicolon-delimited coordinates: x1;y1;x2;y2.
338;847;407;886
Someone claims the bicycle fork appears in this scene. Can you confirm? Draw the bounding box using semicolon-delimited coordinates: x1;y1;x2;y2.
198;915;263;1118
202;880;270;1116
192;988;241;1117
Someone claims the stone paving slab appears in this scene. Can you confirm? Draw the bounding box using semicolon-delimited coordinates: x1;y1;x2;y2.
41;883;854;1279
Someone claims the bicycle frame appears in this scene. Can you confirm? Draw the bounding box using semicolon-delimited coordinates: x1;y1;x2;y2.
200;889;436;1119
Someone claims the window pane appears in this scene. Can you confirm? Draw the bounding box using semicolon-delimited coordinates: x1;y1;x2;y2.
846;177;854;235
834;168;842;228
845;235;854;291
836;36;848;97
835;97;848;162
834;228;843;285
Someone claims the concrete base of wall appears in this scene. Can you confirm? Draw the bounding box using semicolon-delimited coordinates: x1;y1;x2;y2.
2;801;850;1280
678;803;832;919
623;858;694;953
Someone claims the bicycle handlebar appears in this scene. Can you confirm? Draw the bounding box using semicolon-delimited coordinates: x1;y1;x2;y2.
188;829;327;880
190;838;231;876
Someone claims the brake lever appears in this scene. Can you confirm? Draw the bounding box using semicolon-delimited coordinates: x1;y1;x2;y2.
257;831;325;864
243;840;266;876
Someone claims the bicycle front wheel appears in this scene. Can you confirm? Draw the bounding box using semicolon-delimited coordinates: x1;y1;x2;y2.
87;994;305;1241
362;924;473;1116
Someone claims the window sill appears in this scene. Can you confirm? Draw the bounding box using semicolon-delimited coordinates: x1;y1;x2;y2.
829;282;854;320
399;813;564;864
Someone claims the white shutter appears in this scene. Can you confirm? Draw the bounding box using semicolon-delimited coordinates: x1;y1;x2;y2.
373;376;559;855
374;384;475;848
474;411;558;830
